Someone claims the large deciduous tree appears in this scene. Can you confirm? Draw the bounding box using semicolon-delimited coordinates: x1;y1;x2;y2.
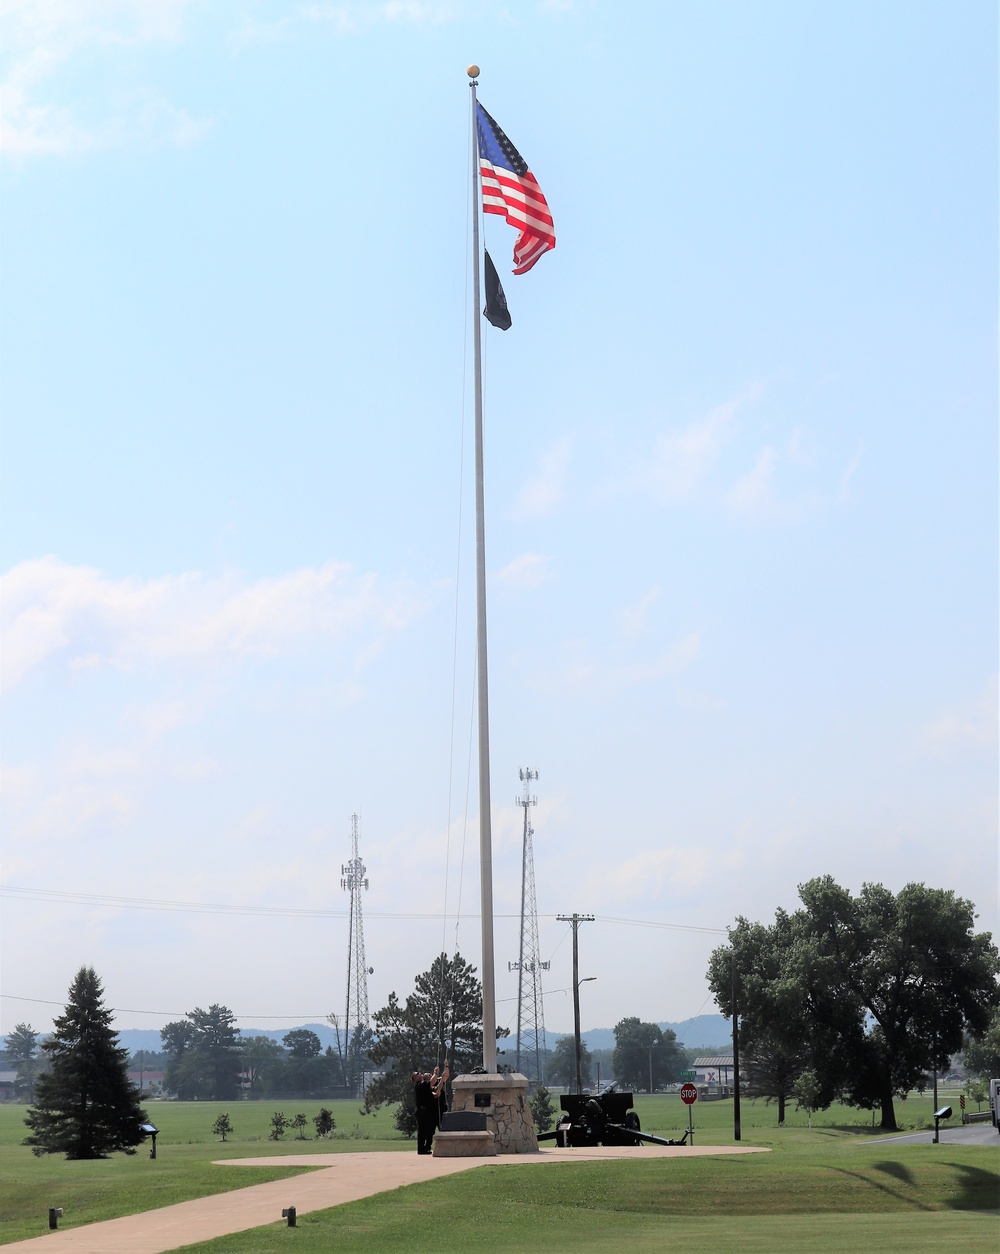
23;968;147;1159
548;1035;592;1089
708;877;1000;1130
161;1005;242;1100
962;1007;1000;1080
283;1029;322;1059
611;1018;683;1092
241;1034;284;1095
707;911;813;1123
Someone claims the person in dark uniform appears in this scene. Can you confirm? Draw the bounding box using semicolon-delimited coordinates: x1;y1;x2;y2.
413;1070;435;1154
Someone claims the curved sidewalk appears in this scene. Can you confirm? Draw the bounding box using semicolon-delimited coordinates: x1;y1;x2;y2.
5;1144;768;1253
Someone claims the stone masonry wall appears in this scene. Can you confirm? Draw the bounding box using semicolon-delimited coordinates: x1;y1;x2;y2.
449;1073;539;1155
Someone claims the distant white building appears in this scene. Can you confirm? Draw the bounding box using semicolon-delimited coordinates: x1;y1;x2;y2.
127;1070;166;1096
692;1054;736;1086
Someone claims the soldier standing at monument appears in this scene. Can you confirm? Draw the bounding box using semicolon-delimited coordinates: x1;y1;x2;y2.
412;1071;436;1155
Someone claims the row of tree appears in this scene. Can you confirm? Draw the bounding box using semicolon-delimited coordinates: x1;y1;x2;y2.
161;1010;356;1100
708;876;1000;1129
542;1020;686;1091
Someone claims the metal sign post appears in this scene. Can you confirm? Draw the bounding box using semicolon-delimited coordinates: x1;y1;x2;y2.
680;1082;698;1146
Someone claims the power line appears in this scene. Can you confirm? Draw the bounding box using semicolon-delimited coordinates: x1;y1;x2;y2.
0;885;727;934
0;885;473;922
596;915;727;935
0;994;330;1019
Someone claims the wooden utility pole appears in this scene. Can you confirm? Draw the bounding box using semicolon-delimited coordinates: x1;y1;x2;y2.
557;913;594;1093
731;953;742;1142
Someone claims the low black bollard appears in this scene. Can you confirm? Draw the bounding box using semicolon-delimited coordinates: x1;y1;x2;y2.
282;1206;297;1227
48;1208;63;1231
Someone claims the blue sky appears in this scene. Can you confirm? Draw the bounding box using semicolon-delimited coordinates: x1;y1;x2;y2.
2;0;996;1045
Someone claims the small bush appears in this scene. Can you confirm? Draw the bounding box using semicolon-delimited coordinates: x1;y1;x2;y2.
529;1085;555;1134
313;1108;336;1138
211;1114;233;1142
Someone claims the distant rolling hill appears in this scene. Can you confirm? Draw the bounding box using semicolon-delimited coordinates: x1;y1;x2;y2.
558;1015;733;1052
114;1015;732;1059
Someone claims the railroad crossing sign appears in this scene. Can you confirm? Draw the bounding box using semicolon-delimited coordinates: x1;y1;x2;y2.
680;1082;698;1106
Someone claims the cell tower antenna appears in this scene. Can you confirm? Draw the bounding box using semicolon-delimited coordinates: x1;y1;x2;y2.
508;768;549;1083
341;813;370;1096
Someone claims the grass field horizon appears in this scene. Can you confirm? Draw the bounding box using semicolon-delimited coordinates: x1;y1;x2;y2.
2;1090;996;1249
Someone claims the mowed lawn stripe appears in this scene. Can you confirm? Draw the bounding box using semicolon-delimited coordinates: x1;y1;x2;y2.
176;1150;1000;1253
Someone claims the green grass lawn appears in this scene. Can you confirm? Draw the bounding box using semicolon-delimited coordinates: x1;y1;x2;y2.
172;1133;1000;1253
0;1099;401;1245
1;1091;995;1250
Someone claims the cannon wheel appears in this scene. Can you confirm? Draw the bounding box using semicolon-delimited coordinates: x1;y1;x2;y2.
624;1111;641;1145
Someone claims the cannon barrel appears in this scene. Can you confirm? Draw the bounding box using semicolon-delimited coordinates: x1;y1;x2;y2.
604;1123;690;1148
536;1125;689;1147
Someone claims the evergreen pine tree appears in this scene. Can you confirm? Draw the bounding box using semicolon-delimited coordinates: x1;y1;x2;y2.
528;1084;556;1134
23;967;148;1159
4;1023;41;1102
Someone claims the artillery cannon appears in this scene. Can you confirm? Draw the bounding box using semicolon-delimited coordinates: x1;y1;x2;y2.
537;1084;690;1148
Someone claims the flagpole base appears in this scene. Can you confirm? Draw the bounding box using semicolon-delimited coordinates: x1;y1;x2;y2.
441;1073;539;1155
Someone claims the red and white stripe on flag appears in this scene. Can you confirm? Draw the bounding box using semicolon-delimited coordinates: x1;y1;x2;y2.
480;162;555;275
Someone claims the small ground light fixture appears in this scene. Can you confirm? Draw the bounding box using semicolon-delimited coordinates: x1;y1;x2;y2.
282;1207;297;1227
48;1208;63;1230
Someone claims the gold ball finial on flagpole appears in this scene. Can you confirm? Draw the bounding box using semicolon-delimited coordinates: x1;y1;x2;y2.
467;65;480;78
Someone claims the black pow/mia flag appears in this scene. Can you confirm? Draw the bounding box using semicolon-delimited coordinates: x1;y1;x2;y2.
483;249;512;330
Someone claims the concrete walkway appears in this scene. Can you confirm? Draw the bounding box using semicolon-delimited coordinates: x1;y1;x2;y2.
5;1144;768;1253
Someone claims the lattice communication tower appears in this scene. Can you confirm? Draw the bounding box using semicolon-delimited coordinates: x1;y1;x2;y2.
341;813;370;1095
508;768;549;1083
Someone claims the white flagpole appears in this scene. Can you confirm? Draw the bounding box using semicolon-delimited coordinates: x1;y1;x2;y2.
467;64;497;1074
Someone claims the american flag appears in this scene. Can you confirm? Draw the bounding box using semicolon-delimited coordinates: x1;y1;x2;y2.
476;103;555;275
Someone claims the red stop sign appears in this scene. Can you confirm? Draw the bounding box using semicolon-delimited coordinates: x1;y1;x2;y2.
680;1083;698;1105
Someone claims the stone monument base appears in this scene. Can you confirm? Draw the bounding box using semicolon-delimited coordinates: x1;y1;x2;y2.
432;1128;497;1157
434;1072;538;1156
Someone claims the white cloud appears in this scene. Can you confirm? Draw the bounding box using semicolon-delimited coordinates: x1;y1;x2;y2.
1;0;206;156
837;447;864;506
916;678;998;759
617;585;661;639
496;552;551;590
4;0;194;45
622;384;828;522
531;629;701;696
634;385;761;505
726;445;779;515
1;556;425;690
301;1;461;30
580;842;746;905
511;437;572;520
614;631;701;685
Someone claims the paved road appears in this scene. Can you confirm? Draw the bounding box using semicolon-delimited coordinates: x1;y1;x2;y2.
869;1122;999;1147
